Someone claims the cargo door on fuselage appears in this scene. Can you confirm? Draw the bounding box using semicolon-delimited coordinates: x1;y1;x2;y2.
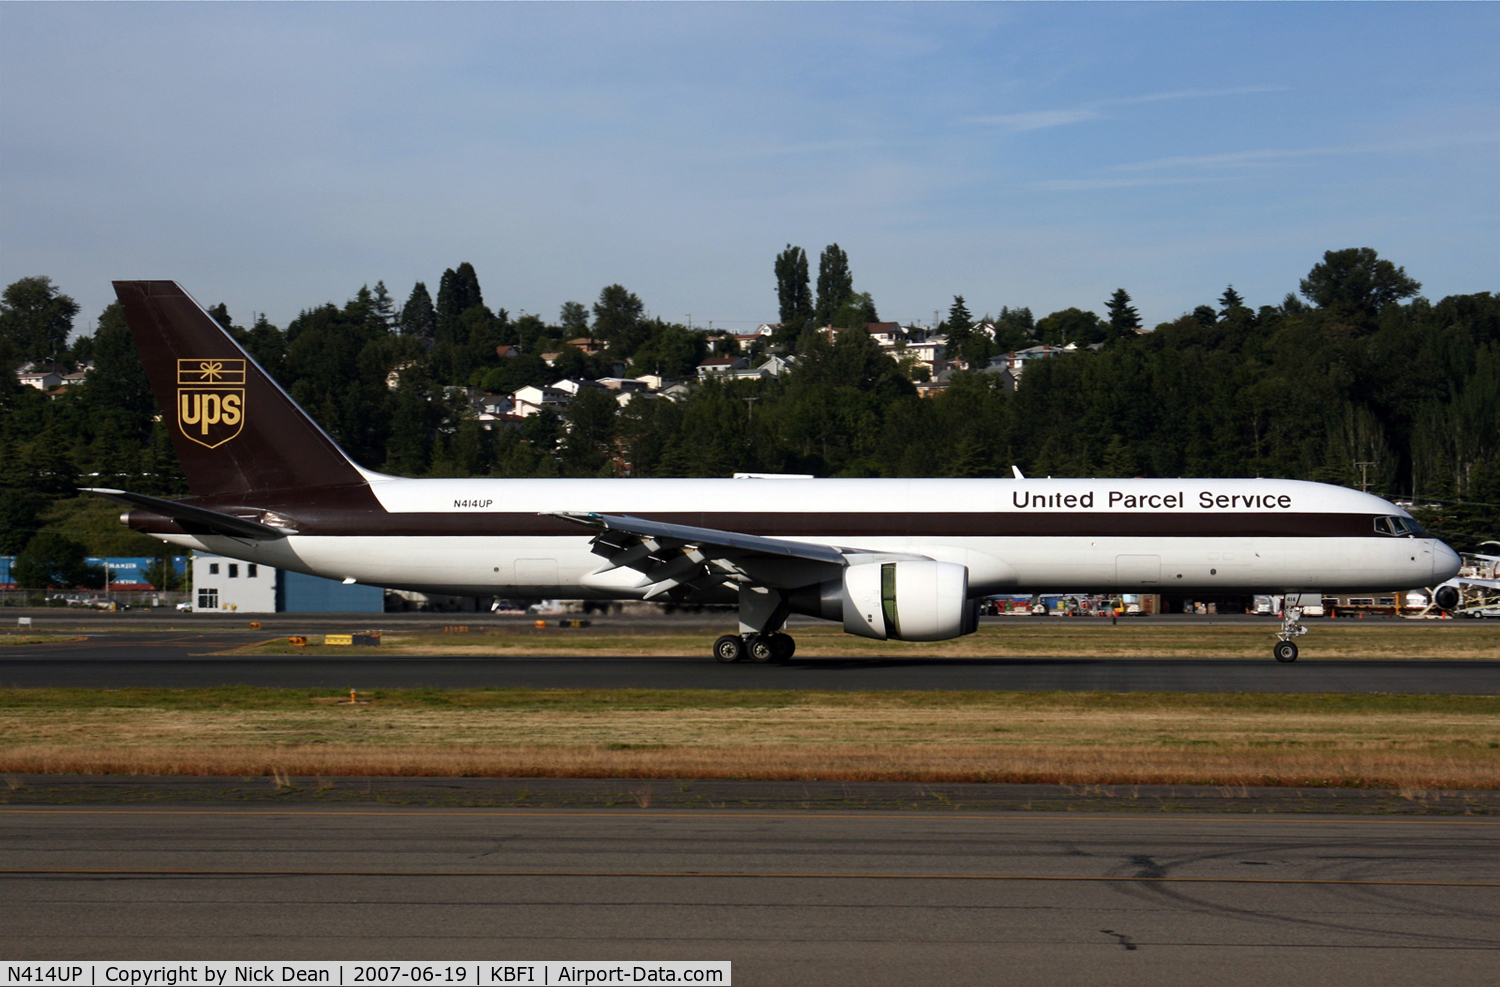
1115;555;1161;588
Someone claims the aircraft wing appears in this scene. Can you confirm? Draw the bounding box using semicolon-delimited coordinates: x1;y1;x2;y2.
83;488;295;540
547;511;923;599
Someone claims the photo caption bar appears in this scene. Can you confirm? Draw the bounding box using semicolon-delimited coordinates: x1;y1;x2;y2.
4;965;729;987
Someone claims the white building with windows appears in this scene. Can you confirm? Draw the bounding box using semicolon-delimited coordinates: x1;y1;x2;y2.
190;554;384;613
191;554;275;612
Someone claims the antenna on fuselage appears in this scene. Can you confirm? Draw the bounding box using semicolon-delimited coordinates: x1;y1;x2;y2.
1012;465;1025;479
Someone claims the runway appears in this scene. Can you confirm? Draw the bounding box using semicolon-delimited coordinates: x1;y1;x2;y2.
3;630;1499;692
2;806;1496;984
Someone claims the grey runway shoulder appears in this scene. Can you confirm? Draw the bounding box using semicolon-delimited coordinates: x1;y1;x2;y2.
3;630;1500;692
2;805;1497;984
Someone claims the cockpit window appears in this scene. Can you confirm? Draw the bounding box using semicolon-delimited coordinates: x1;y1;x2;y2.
1375;516;1426;536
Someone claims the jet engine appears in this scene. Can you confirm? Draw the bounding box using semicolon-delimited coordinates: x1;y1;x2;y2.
1433;585;1461;611
831;560;979;641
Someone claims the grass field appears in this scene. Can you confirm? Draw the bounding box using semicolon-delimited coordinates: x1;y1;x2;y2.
0;634;85;647
3;687;1497;789
232;620;1500;659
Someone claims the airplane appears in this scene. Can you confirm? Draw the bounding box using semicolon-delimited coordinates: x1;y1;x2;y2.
85;281;1463;663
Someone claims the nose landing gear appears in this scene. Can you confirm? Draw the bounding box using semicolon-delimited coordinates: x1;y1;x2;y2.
1274;606;1308;662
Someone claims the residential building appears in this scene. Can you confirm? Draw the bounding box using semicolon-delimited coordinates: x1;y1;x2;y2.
864;322;905;347
16;366;62;390
511;384;569;417
551;378;603;398
595;377;648;393
696;356;750;378
476;411;526;431
632;373;673;391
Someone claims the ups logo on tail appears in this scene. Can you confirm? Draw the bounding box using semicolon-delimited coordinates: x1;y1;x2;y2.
177;359;245;448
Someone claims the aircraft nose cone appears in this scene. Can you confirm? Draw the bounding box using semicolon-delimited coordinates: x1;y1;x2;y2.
1432;541;1462;583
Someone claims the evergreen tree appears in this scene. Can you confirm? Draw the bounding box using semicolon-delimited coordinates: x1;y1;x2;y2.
944;296;974;346
436;263;484;344
371;281;397;332
814;244;853;327
1219;285;1245;312
1105;288;1141;341
206;303;237;332
774;245;813;332
85;302;156;442
0;276;79;364
399;282;437;337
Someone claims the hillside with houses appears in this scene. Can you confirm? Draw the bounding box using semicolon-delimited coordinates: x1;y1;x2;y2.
3;246;1498;570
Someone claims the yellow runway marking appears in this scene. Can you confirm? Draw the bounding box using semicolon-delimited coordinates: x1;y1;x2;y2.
2;868;1496;887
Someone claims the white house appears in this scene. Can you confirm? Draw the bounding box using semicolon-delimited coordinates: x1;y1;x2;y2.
632;374;674;391
551;378;601;397
865;322;905;348
697;356;750;378
595;377;647;393
512;384;570;417
16;367;62;390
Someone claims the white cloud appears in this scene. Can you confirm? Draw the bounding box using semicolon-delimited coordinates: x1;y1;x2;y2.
965;85;1287;132
1030;176;1230;192
964;109;1098;131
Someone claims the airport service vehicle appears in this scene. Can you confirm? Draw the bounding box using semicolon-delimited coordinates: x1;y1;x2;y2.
87;281;1462;663
1413;553;1500;618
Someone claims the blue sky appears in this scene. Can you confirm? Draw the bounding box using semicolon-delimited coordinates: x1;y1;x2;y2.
2;2;1496;334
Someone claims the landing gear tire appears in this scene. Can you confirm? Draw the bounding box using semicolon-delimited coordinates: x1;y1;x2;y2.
770;632;795;662
745;634;778;663
714;634;745;663
1273;641;1298;663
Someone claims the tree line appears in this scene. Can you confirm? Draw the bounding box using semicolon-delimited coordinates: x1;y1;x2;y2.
1;246;1496;582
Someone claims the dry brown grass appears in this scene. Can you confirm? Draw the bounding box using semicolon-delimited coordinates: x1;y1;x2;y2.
234;621;1500;659
4;690;1497;789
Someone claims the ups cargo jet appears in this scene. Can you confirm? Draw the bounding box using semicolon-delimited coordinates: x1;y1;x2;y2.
88;281;1462;663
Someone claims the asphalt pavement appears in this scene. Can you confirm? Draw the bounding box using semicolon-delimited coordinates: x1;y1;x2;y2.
3;625;1499;692
2;806;1496;984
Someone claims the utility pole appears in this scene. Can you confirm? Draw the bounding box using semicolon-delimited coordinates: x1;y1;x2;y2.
743;396;759;425
1354;461;1376;492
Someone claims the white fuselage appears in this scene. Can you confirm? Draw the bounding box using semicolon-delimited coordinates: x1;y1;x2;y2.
150;475;1459;599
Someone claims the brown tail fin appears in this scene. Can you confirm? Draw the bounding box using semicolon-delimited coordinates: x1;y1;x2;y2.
114;280;368;498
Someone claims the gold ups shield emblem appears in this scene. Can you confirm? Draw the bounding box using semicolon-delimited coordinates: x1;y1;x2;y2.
177;359;245;448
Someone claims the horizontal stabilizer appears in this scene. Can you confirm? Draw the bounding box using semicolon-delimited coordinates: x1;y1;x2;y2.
82;488;295;539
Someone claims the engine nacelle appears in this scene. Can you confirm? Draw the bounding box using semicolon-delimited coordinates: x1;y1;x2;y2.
840;560;977;641
1433;585;1461;611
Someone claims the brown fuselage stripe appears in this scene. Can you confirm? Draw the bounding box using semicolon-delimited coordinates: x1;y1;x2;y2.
129;506;1395;540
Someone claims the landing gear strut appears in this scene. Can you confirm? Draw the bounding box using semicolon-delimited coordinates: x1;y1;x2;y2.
712;631;795;663
1274;606;1308;662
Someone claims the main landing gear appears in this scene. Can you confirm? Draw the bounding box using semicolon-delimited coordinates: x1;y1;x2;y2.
713;632;796;664
1274;606;1308;662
